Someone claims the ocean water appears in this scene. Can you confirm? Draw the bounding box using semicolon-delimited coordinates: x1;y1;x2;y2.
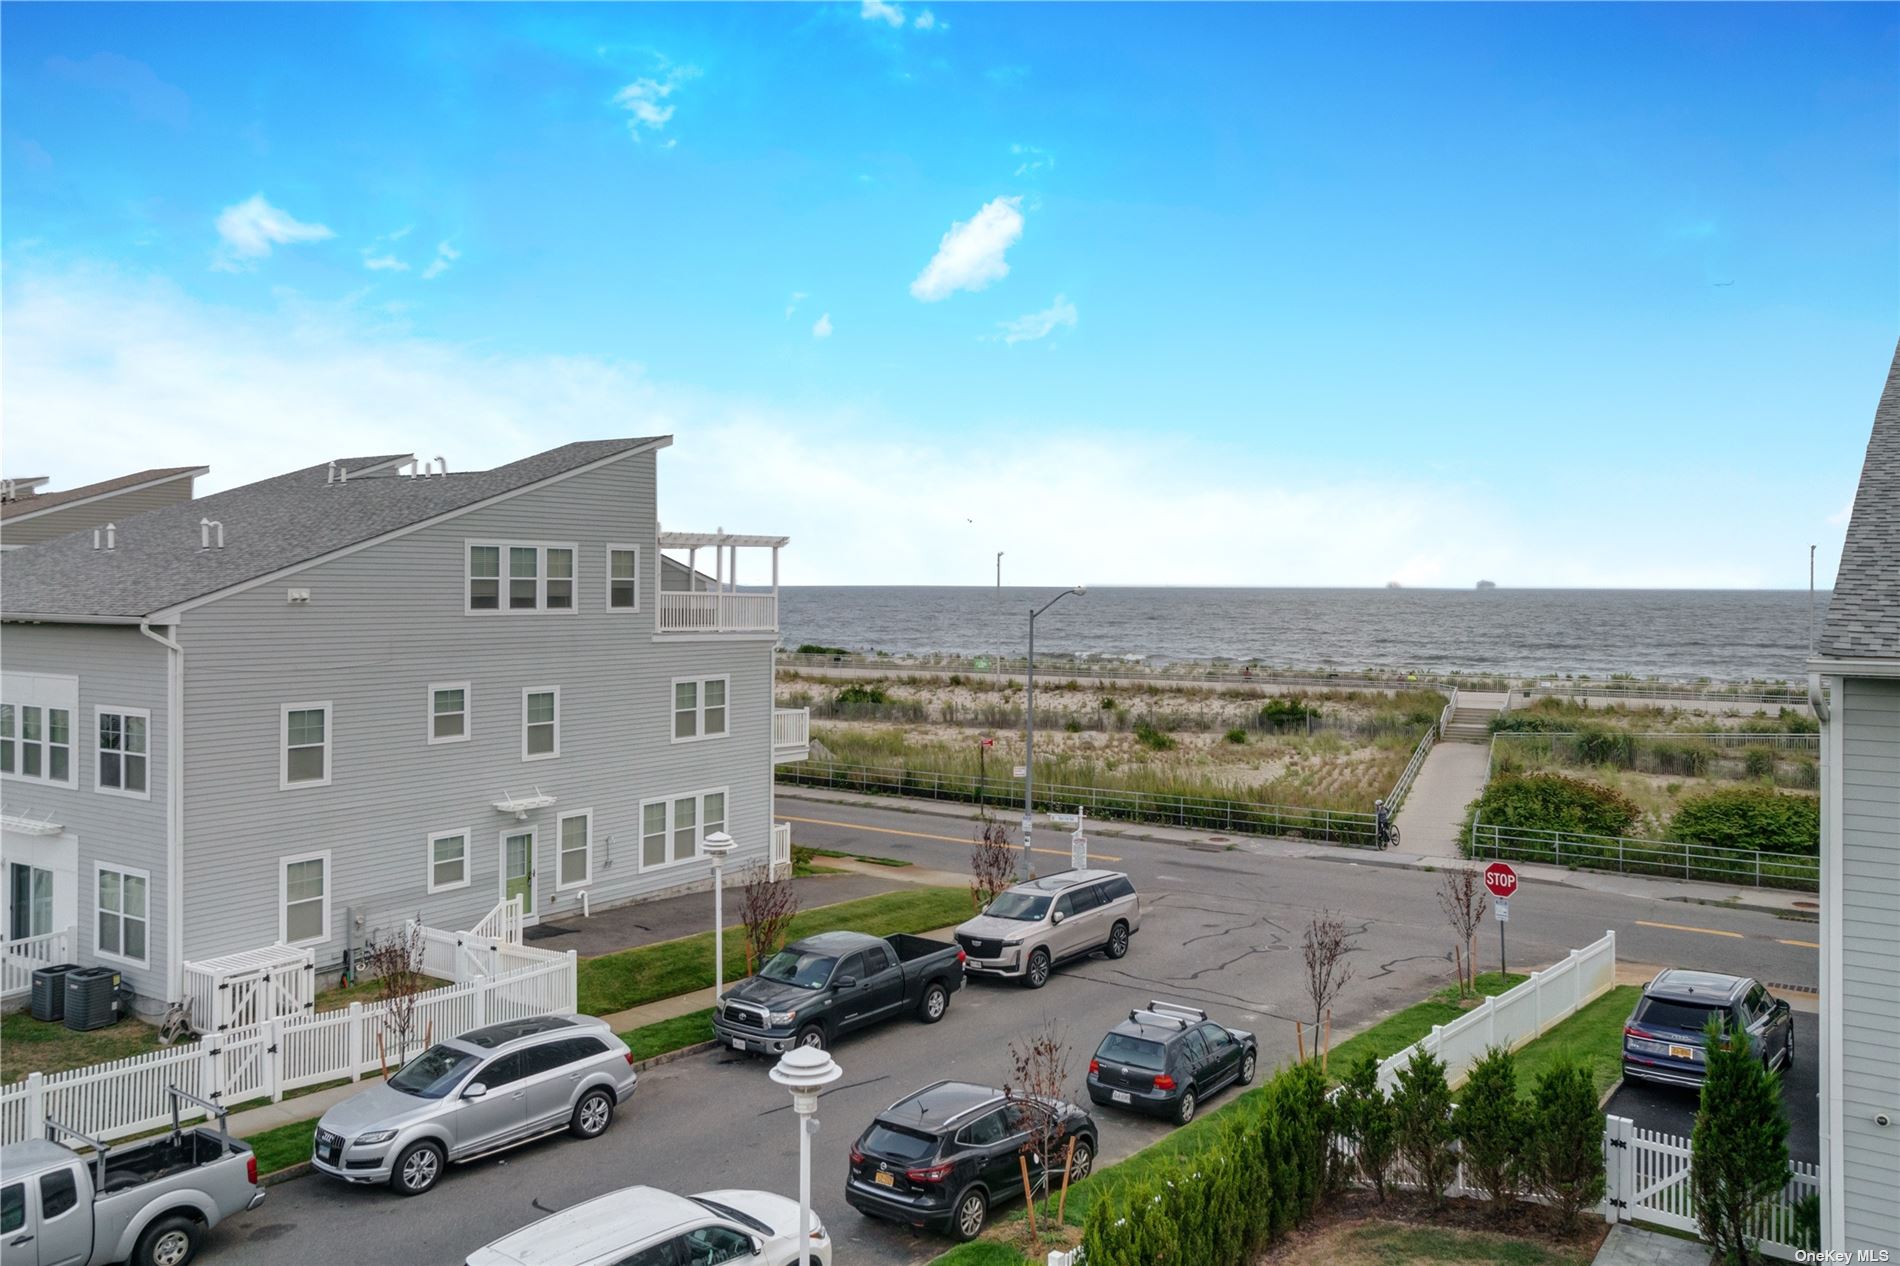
778;587;1827;683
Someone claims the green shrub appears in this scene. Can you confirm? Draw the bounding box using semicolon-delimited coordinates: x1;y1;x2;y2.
1473;773;1640;838
1490;713;1569;733
1099;696;1117;710
1133;720;1175;751
1743;747;1776;779
1337;1053;1396;1201
1065;718;1083;733
832;684;890;706
795;643;849;656
1530;1058;1606;1233
1574;727;1636;768
1392;1050;1456;1207
1693;1018;1791;1265
1258;697;1320;729
1224;727;1248;745
1649;739;1713;777
1453;1047;1524;1215
1782;756;1820;790
1669;787;1820;854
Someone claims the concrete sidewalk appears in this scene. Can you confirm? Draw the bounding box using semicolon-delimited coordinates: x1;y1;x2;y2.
1591;1224;1711;1266
1391;741;1491;858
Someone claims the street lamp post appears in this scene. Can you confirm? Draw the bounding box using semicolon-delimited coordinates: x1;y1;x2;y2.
1024;585;1086;869
703;831;736;1006
770;1044;843;1263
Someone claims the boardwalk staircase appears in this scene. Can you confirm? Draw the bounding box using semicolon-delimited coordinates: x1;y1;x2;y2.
1440;697;1503;743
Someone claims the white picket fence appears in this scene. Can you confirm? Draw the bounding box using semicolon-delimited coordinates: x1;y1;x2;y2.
1;927;74;1004
0;942;575;1147
1605;1116;1820;1261
1371;929;1618;1093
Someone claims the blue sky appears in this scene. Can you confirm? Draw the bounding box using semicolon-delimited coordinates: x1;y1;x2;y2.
3;2;1895;587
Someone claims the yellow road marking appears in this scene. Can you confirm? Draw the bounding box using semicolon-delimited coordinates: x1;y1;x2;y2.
778;814;1122;863
1778;938;1820;949
1635;919;1743;940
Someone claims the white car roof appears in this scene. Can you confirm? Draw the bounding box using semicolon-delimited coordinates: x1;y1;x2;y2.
464;1186;708;1266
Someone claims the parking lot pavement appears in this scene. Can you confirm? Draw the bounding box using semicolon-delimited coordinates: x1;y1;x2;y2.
1603;1022;1819;1164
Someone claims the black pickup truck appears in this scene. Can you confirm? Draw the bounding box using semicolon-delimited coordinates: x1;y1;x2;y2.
713;930;965;1053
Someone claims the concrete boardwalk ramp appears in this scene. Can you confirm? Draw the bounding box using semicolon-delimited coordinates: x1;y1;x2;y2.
1392;740;1491;857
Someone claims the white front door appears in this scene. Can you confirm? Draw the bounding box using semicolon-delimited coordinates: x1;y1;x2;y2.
500;829;538;925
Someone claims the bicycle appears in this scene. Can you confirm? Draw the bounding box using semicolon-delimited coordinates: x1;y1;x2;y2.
1377;820;1400;850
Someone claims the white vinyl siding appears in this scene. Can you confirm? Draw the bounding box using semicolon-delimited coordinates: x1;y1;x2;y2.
1;673;79;787
671;676;729;743
638;787;726;871
557;810;591;889
466;540;578;614
428;683;470;745
281;702;332;789
95;706;151;798
281;851;331;946
427;830;469;893
95;862;149;966
522;688;560;761
607;546;641;611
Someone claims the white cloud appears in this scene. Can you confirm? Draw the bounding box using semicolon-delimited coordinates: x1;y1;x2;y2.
994;295;1076;345
812;313;833;339
861;0;905;26
913;9;938;29
362;255;409;272
613;65;700;140
910;196;1024;302
1011;143;1053;177
421;241;460;280
785;291;809;318
212;194;333;269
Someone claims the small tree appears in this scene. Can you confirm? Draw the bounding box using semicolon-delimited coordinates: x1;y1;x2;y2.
1437;866;1490;997
364;917;427;1070
970;816;1018;913
1392;1049;1455;1206
1338;1052;1397;1202
738;862;800;975
1692;1018;1791;1265
1301;910;1358;1058
1530;1058;1606;1233
1003;1019;1073;1242
1454;1046;1524;1215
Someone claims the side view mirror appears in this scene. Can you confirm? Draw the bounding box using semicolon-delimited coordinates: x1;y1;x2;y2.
1050;911;1065;926
748;1235;765;1257
835;976;858;990
463;1082;488;1100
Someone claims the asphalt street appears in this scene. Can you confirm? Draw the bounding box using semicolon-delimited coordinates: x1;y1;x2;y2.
203;794;1820;1266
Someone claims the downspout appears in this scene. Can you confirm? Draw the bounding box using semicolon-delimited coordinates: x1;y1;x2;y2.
1807;671;1830;722
139;619;185;1005
1810;669;1842;1248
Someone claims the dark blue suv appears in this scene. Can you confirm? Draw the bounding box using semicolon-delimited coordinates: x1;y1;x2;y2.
1622;969;1794;1089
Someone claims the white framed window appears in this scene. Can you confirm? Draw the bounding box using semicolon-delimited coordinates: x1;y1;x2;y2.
427;683;470;745
466;541;578;614
1;704;75;786
638;787;728;871
281;851;331;946
427;830;469;893
522;688;560;761
280;703;332;789
606;545;641;611
671;676;729;743
556;810;591;890
95;707;151;799
95;863;149;966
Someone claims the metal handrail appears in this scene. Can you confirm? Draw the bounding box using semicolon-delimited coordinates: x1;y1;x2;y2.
1464;818;1818;892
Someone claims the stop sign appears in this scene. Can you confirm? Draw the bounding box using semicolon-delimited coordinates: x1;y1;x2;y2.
1484;862;1518;899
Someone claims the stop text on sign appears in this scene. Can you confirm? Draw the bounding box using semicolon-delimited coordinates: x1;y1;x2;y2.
1483;862;1519;899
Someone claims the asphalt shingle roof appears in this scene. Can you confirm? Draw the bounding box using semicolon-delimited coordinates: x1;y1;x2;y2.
0;439;664;620
2;466;207;521
1817;340;1900;662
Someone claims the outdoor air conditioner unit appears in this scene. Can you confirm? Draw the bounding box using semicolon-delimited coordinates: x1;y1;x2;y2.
63;967;124;1031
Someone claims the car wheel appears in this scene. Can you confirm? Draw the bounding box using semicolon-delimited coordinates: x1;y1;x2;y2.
919;982;950;1023
1173;1087;1197;1126
952;1187;988;1241
1024;948;1051;989
570;1088;614;1139
1105;921;1130;959
795;1024;827;1050
390;1140;445;1196
134;1213;202;1266
1067;1136;1094;1184
1239;1050;1257;1085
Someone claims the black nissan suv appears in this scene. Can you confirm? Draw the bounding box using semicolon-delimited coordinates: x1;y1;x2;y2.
1086;1000;1257;1125
845;1080;1098;1242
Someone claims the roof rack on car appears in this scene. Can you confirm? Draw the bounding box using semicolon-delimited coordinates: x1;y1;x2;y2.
1129;1000;1207;1029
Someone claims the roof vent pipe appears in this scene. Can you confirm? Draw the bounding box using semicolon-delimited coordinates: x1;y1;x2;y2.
399;458;419;478
200;518;225;550
326;461;338;485
93;523;117;551
433;456;447;476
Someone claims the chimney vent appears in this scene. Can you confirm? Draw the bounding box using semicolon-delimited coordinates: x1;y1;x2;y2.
93;523;117;551
200;518;225;550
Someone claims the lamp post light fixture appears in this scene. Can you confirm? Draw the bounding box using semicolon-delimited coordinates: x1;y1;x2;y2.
770;1044;843;1262
703;830;736;1006
1023;585;1086;871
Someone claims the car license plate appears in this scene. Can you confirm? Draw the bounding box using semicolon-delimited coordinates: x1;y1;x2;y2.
318;1144;336;1162
1668;1044;1694;1060
731;1038;747;1051
1111;1091;1131;1104
874;1171;895;1188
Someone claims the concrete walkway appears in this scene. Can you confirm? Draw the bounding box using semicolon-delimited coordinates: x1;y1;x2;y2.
1592;1224;1711;1266
1391;741;1491;858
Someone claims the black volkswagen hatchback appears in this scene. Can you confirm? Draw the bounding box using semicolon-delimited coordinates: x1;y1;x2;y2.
845;1080;1098;1242
1086;1000;1257;1125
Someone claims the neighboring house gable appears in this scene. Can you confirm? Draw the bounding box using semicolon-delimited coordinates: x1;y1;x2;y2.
1;467;209;550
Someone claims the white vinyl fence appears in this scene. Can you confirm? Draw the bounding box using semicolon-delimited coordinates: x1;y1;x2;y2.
1603;1116;1819;1261
2;927;73;1004
0;941;574;1147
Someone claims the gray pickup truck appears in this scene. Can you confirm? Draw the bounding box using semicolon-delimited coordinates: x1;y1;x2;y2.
713;930;965;1053
1;1090;264;1266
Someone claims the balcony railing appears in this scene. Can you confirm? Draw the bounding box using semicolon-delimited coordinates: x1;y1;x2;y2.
773;707;811;763
770;822;793;879
656;591;778;634
2;927;73;1001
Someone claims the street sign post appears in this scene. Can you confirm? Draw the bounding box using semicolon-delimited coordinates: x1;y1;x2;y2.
1483;863;1518;975
1071;832;1088;870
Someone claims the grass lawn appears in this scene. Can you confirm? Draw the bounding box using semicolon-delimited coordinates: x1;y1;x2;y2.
1326;973;1526;1081
1509;985;1640;1101
800;845;913;868
242;1117;318;1175
621;1008;715;1060
576;886;971;1016
1274;1219;1597;1265
313;974;451;1013
2;1011;170;1081
923;1244;1034;1266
